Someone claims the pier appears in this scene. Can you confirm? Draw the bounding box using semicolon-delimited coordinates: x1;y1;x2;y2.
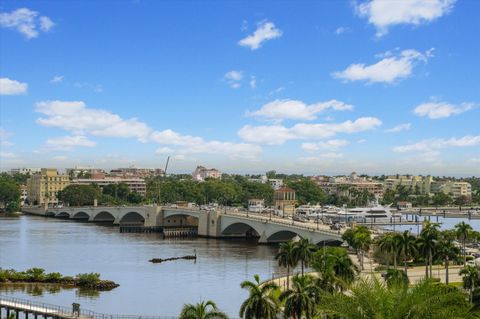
0;295;174;319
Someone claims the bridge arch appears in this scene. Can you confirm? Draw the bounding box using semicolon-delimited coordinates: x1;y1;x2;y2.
119;211;145;224
221;221;262;239
72;211;90;220
266;230;303;243
55;211;70;218
93;211;115;223
45;211;56;217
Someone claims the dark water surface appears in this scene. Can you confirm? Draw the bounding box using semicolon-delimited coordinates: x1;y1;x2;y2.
0;215;280;316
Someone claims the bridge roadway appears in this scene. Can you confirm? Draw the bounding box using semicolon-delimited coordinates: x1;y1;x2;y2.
21;205;343;244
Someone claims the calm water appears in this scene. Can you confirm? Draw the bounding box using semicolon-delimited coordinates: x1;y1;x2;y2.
384;214;480;233
0;215;280;316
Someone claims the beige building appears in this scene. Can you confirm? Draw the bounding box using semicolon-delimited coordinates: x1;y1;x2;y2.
192;166;221;181
314;172;384;199
274;187;296;215
438;181;472;199
27;168;70;206
384;175;433;194
72;177;147;195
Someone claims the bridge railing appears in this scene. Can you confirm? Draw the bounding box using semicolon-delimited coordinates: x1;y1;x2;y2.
0;295;176;319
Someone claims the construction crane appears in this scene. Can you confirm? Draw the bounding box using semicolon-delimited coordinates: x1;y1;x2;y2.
164;156;170;176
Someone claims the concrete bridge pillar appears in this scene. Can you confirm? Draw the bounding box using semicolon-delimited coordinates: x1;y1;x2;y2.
258;230;268;244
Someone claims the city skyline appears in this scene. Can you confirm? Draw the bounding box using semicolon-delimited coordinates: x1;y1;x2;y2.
1;0;479;176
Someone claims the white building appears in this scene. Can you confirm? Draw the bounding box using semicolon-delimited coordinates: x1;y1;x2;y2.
10;168;41;175
192;166;222;181
72;177;147;195
248;199;265;212
269;179;284;190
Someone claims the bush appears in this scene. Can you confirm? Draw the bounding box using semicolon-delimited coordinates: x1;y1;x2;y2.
24;268;46;282
45;272;63;283
75;273;101;286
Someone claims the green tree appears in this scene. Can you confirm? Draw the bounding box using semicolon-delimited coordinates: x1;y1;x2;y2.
436;238;460;285
58;184;101;206
292;238;317;276
455;221;473;266
287;179;326;205
319;277;477;319
460;265;480;303
0;173;21;212
377;233;398;270
432;192;452;207
275;241;297;289
311;246;359;290
384;268;409;287
179;300;228;319
396;230;417;276
417;221;439;278
239;274;279;319
280;275;319;319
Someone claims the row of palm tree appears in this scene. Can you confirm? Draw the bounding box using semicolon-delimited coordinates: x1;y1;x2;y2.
376;221;471;284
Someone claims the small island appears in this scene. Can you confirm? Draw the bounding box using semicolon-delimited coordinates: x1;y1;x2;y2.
0;268;119;291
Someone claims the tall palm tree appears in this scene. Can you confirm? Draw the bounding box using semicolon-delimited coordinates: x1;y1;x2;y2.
396;230;417;276
292;238;317;276
179;300;228;319
353;232;372;271
275;241;297;289
312;246;359;289
417;221;439;278
377;233;398;270
280;275;319;319
460;265;480;303
239;274;279;319
319;277;478;319
455;221;473;266
436;238;460;284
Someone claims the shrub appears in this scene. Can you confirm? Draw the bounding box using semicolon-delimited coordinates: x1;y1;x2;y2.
75;273;101;286
45;272;63;283
24;268;46;282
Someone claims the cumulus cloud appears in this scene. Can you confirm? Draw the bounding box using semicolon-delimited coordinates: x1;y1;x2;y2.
301;139;349;152
0;77;28;95
45;135;96;151
333;48;433;84
151;129;262;159
248;99;353;121
35;100;152;142
50;75;64;83
0;8;54;39
393;135;480;153
385;123;411;133
335;26;350;35
238;117;382;145
413;101;474;119
224;70;243;89
356;0;455;37
238;21;282;50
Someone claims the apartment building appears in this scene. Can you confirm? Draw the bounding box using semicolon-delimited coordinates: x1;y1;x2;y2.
313;172;384;199
27;168;70;206
72;177;147;196
438;181;472;199
10;168;41;175
192;166;222;181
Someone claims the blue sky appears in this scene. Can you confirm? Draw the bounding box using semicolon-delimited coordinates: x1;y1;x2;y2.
0;0;479;176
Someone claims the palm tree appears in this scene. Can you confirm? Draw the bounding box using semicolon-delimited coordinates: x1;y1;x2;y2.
396;230;417;276
319;277;478;319
312;246;358;290
417;221;439;278
384;268;409;287
292;238;317;276
179;300;228;319
239;274;279;319
280;275;319;319
377;233;398;270
436;238;460;284
275;241;297;289
455;221;473;266
353;232;372;271
460;265;480;303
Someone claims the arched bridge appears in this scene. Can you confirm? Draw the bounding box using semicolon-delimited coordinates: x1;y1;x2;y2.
23;206;343;244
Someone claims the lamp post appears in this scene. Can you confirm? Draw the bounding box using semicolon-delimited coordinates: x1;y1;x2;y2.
316;210;319;230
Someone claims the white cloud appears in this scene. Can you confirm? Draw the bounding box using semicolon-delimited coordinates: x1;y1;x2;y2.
238;21;282;50
224;70;243;89
385;123;411;133
393;135;480;153
0;8;54;39
155;147;174;155
300;152;344;162
0;151;15;158
333;49;433;84
45;135;96;151
35;100;152;141
335;26;350;35
356;0;455;37
74;82;103;92
413;101;474;119
52;155;67;161
0;128;14;147
151;129;262;159
248;99;353;121
238;117;382;145
301;139;349;152
357;139;367;144
250;76;257;89
0;77;28;95
269;87;285;96
50;75;64;83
